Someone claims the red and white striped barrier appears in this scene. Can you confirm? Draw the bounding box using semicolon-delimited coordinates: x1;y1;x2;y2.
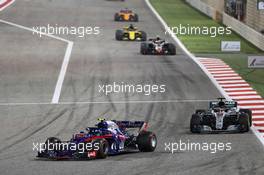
0;0;15;11
199;57;264;137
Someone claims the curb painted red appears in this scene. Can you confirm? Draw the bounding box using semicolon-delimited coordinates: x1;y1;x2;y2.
0;0;14;11
199;57;264;136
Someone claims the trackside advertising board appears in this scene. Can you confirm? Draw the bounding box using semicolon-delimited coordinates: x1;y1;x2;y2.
221;41;241;52
248;56;264;68
258;0;264;10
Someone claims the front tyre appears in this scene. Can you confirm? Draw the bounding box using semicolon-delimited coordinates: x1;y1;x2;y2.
140;43;148;55
190;114;201;133
137;131;157;152
240;109;252;126
140;31;147;41
92;139;109;159
115;30;123;40
238;113;250;133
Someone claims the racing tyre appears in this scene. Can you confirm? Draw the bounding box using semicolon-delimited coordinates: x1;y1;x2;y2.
140;31;147;41
190;114;201;133
167;43;176;55
240;109;252;126
114;13;120;21
93;139;109;159
44;137;61;151
137;131;157;152
238;113;250;132
140;43;148;55
134;14;139;22
115;30;123;40
195;109;206;114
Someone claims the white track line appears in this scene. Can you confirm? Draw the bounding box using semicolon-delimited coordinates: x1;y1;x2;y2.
0;19;70;43
0;99;215;106
0;19;74;104
51;42;73;104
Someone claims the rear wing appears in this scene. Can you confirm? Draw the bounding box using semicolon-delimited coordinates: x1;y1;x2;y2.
113;120;148;131
210;101;238;108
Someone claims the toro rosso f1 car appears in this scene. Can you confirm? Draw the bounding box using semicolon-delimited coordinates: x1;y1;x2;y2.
140;37;176;55
37;119;157;160
116;24;147;41
114;8;138;22
190;98;252;133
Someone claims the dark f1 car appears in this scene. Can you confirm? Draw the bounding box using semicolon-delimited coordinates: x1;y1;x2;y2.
140;37;176;55
37;119;157;160
190;98;252;133
116;25;147;41
114;8;138;22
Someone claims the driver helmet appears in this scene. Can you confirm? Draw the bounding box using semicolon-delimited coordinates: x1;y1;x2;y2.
156;35;160;40
129;24;134;29
218;101;226;108
97;118;108;129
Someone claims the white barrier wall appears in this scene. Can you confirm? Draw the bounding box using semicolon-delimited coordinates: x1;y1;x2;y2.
186;0;214;18
223;13;264;51
186;0;264;51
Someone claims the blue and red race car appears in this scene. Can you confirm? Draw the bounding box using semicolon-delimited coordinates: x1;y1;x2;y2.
37;119;157;160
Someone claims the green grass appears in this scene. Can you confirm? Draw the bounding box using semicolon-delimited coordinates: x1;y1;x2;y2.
150;0;264;97
150;0;262;54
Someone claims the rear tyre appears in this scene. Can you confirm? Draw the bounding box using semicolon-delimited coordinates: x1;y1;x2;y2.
114;13;119;21
115;30;123;40
140;31;147;41
195;109;206;114
238;113;250;132
140;43;148;55
240;109;252;126
134;14;139;22
190;114;201;133
167;43;176;55
137;131;157;152
93;139;109;159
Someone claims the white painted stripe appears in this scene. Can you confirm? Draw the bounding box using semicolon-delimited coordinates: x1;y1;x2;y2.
216;77;242;80
205;66;230;69
202;63;225;65
209;71;235;74
0;19;74;104
224;87;253;91
252;121;264;124
253;110;264;114
0;99;216;106
220;83;250;87
232;95;262;99
242;106;264;109
219;80;246;84
207;68;232;71
213;73;239;77
252;115;264;119
0;19;70;43
51;42;74;104
228;91;257;95
237;100;264;104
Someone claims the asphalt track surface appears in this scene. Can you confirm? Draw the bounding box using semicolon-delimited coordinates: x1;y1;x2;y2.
0;0;263;174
